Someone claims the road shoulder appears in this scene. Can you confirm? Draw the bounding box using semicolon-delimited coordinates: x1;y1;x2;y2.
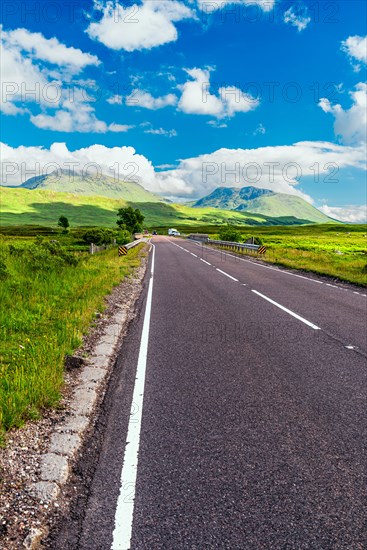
0;244;151;550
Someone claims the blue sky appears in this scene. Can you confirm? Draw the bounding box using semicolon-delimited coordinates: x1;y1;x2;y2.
1;0;366;220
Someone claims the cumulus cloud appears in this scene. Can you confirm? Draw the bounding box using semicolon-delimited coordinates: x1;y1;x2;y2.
341;35;367;71
2;26;99;71
283;6;311;32
2;141;365;205
0;26;125;133
126;90;178;109
178;68;259;118
319;82;367;145
154;141;366;199
1;142;157;188
86;0;194;52
318;204;367;223
30;109;131;133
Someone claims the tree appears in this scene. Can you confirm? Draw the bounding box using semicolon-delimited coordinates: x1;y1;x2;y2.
58;215;69;232
117;207;144;234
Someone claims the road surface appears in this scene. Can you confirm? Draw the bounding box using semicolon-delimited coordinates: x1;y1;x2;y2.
48;236;367;550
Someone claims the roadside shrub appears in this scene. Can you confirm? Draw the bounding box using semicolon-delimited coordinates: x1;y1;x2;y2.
81;228;117;246
26;240;78;272
218;225;242;242
116;229;132;245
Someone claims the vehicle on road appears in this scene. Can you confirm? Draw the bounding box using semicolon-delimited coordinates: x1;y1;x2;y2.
168;228;180;236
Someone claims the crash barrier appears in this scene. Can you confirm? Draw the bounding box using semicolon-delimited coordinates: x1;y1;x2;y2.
189;237;266;255
188;234;210;242
89;238;147;255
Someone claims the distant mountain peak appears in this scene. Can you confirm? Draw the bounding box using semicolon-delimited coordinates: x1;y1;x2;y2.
15;170;162;203
191;185;331;224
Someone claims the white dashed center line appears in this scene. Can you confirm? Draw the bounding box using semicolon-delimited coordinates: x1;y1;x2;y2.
251;290;321;330
216;268;239;282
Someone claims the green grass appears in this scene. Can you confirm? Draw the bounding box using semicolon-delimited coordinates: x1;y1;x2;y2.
206;224;367;286
0;187;321;227
0;237;145;444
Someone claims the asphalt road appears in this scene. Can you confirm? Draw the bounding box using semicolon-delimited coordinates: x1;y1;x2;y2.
48;237;367;550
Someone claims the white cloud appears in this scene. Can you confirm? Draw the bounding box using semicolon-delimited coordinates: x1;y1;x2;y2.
154;141;366;199
178;68;259;118
1;30;49;112
87;0;194;52
144;127;177;137
341;35;367;71
319;82;367;145
107;95;123;105
2;27;99;71
109;122;133;132
283;6;311;32
0;27;125;133
126;90;178;109
318;204;367;223
2;141;365;206
1;142;157;188
30;105;132;133
208;120;228;128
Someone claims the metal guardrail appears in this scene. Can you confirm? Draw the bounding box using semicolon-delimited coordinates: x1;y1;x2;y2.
125;238;148;250
188;236;266;254
207;239;260;251
89;238;148;255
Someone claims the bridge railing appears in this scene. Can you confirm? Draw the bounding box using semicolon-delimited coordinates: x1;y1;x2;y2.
188;236;266;254
89;238;148;255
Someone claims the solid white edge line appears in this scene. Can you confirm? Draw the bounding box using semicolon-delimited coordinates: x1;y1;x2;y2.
251;289;320;330
111;245;155;550
216;268;239;282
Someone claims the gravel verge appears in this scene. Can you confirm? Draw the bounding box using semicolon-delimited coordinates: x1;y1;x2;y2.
0;244;150;549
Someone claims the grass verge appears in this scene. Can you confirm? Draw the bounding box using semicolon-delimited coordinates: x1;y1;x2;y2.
0;238;146;444
206;225;367;286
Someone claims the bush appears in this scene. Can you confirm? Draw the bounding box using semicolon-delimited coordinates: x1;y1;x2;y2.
26;240;79;272
116;230;132;245
81;228;117;246
218;225;242;242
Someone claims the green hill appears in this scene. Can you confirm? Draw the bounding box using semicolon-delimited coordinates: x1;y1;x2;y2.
191;186;331;224
0;187;318;228
10;170;162;203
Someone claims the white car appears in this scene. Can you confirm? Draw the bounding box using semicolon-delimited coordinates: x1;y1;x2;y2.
168;228;180;236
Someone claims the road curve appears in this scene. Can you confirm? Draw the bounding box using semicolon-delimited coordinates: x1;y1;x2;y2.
47;236;367;550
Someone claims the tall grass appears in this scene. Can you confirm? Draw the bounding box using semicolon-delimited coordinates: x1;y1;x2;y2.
0;238;145;443
212;225;367;286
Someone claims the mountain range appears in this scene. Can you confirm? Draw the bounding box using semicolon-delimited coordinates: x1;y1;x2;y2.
190;186;330;224
16;170;162;203
1;173;333;226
